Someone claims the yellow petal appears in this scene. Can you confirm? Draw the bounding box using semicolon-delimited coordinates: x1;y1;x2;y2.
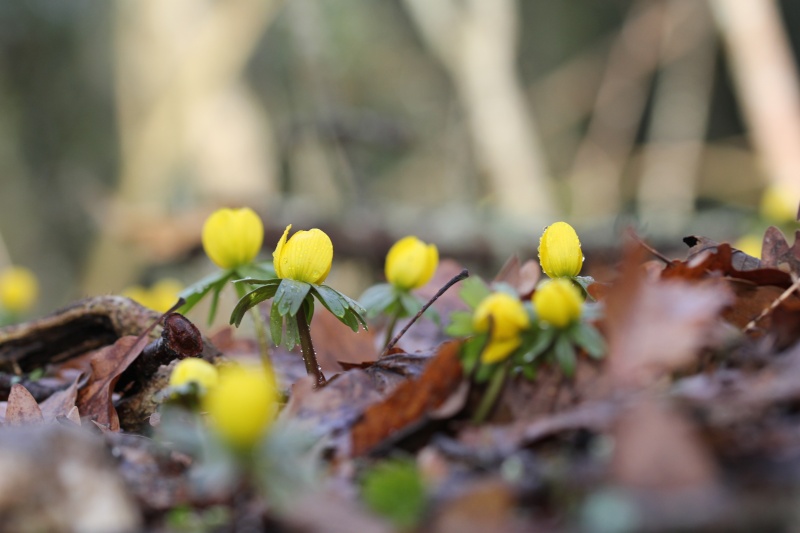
169;358;219;392
276;227;334;284
481;336;523;365
533;278;583;328
202;208;264;269
385;236;439;290
760;184;799;223
538;221;584;278
202;363;277;449
273;224;292;279
0;266;39;314
472;292;530;339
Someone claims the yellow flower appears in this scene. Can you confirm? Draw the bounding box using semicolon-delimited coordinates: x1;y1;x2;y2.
273;224;333;284
202;363;277;449
538;221;584;278
202;207;264;269
169;358;219;392
0;266;39;314
385;236;439;290
122;278;183;313
760;184;799;223
533;278;583;328
473;293;530;364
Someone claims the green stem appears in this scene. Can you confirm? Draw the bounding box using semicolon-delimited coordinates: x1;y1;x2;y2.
234;281;272;371
383;310;400;350
472;362;509;424
297;306;326;388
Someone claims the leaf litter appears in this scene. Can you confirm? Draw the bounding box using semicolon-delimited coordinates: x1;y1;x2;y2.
4;226;800;530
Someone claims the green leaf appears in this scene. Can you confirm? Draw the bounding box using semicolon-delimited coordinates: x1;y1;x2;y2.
274;279;311;317
236;261;276;281
284;315;300;350
229;280;282;326
362;459;426;530
460;335;486;375
399;290;423;317
312;284;348;318
519;327;555;364
445;311;475;337
474;359;497;384
340;291;368;322
270;301;283;346
553;334;577;377
341;309;360;332
178;270;234;317
359;284;398;318
573;275;596;301
570;322;606;359
459;277;491;309
303;296;315;324
520;364;537;381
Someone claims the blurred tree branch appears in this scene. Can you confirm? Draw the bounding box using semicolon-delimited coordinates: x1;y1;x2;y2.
710;0;800;202
402;0;558;221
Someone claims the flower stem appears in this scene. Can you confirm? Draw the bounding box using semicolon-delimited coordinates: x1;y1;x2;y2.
297;306;326;388
235;282;272;372
383;311;400;350
472;362;509;424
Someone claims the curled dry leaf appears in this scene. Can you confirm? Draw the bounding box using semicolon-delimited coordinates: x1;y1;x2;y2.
760;227;800;276
76;335;151;431
493;255;540;299
606;247;734;388
350;341;464;456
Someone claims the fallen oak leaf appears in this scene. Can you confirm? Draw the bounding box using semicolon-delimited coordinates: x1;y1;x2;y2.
6;384;44;425
664;242;791;288
683;235;762;271
76;336;151;431
39;376;81;424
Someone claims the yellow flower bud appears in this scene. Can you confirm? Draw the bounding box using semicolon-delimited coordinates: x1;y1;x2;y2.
273;224;333;284
473;293;530;364
538;221;584;278
0;266;38;314
169;358;219;392
122;278;183;313
202;363;277;449
385;236;439;291
533;278;583;328
760;184;799;223
202;207;264;269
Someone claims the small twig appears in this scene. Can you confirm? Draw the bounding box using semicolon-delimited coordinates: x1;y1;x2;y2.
631;233;673;264
297;306;326;388
383;269;469;356
744;274;800;332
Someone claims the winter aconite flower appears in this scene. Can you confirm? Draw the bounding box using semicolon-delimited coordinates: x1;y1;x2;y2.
533;278;583;328
385;236;439;290
473;293;530;364
0;266;39;315
273;224;333;284
538;222;583;278
169;358;219;393
203;364;277;450
202;207;264;269
123;278;184;313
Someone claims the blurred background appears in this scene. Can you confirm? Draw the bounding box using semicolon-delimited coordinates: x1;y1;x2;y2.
1;0;799;316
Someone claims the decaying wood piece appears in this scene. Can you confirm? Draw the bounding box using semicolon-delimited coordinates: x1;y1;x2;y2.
0;296;221;429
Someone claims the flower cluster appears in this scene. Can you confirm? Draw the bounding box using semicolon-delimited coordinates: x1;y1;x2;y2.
447;222;605;421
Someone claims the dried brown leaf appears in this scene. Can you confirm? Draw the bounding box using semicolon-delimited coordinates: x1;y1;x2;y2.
6;384;43;426
350;341;464;456
39;377;80;423
493;255;541;299
761;227;800;275
606;247;733;387
76;335;150;431
612;398;717;490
